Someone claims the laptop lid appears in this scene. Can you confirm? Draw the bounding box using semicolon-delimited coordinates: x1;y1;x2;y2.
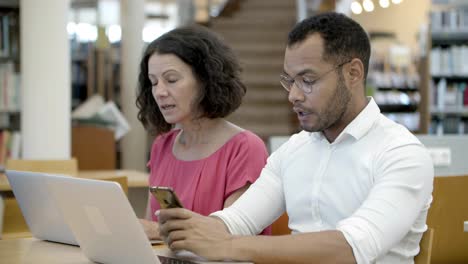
5;170;77;245
46;174;251;264
46;175;159;264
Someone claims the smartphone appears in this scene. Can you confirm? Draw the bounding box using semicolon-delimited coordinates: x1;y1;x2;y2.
149;186;184;209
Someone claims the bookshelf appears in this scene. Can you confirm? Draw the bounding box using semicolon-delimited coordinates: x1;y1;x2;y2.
0;4;20;166
70;40;121;110
0;6;19;130
428;1;468;135
368;32;422;132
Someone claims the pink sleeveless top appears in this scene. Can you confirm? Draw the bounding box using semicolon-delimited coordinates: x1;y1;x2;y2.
148;129;270;234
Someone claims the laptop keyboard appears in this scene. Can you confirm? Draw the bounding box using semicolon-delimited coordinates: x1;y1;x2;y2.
157;255;198;264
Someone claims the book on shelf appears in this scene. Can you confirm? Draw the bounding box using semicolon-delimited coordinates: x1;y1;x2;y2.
386;113;420;132
430;117;468;135
432;78;468;110
0;61;20;112
0;11;19;59
431;45;468;76
431;6;468;33
0;130;20;166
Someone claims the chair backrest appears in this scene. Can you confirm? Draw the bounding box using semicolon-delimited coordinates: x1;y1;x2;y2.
414;228;434;264
427;175;468;263
271;213;291;235
102;176;128;197
2;159;79;239
5;158;78;176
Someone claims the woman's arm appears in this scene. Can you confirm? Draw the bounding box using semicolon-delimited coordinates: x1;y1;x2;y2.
223;184;250;208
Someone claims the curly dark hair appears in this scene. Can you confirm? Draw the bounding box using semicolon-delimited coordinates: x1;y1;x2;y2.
136;25;246;135
288;12;371;82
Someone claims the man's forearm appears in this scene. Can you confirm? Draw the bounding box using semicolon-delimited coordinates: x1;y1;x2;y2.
227;230;356;264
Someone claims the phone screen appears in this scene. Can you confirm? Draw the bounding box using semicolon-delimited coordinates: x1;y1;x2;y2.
149;186;184;209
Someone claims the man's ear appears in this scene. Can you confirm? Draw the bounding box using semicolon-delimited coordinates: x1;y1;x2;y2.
346;58;365;86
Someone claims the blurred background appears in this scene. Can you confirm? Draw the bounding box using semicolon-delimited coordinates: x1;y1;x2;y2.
1;2;468;262
0;0;465;171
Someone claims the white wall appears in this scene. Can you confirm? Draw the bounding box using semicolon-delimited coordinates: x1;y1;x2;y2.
351;0;431;52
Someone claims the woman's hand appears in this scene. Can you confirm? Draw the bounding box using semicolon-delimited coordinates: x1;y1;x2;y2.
139;218;160;240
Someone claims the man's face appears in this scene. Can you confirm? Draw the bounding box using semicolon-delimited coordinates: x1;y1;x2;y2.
283;34;351;133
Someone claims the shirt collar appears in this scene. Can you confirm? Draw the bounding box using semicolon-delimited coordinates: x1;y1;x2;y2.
339;97;380;141
308;97;380;143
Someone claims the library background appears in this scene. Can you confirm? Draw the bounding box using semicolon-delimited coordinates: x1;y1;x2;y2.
0;0;467;263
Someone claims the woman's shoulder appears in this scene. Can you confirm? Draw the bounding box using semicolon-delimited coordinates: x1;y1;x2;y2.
223;122;263;144
151;129;180;151
224;129;267;155
234;130;264;144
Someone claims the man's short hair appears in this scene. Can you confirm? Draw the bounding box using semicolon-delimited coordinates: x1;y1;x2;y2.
288;12;371;80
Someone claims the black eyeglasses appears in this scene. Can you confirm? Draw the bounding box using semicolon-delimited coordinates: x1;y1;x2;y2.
279;60;351;94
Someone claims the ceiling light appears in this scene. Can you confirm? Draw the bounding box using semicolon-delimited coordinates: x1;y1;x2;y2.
363;0;375;12
351;1;363;14
392;0;403;4
379;0;390;8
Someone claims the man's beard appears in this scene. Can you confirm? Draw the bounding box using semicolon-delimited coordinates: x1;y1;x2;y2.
302;73;351;132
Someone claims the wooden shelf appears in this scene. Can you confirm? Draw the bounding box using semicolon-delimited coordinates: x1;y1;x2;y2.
376;86;419;92
431;106;468;116
379;103;418;113
432;31;468;46
432;75;468;82
0;1;19;8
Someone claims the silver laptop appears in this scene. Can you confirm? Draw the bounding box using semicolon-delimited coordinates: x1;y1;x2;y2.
46;174;246;264
5;170;77;245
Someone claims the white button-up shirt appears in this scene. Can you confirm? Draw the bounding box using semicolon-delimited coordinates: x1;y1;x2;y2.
212;98;434;264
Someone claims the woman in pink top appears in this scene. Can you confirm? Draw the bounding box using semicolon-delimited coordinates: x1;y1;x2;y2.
136;25;270;239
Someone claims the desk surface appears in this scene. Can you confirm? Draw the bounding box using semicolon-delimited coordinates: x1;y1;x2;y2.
0;238;94;263
0;169;149;191
0;238;248;264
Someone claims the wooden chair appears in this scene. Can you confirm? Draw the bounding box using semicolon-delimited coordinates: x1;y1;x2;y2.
102;176;128;196
5;158;78;176
427;175;468;263
272;213;291;235
415;228;434;264
2;159;78;239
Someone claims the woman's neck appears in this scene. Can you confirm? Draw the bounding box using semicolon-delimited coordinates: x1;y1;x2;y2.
177;118;225;147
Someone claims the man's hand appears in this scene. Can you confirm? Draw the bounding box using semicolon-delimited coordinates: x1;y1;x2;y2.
157;208;234;260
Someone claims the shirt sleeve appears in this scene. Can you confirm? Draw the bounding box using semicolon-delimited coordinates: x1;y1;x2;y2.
212;135;290;235
224;132;269;199
336;143;434;263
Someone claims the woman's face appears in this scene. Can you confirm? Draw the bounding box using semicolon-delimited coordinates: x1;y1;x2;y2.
148;53;202;125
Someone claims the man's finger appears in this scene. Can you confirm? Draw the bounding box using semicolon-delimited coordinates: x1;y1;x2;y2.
169;239;192;252
159;219;188;236
157;208;192;223
167;230;187;245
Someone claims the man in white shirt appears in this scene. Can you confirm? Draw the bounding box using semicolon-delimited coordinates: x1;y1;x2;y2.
158;12;434;264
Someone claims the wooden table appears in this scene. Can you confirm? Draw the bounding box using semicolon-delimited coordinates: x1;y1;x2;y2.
0;237;168;263
0;238;94;263
0;237;248;263
0;170;149;191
